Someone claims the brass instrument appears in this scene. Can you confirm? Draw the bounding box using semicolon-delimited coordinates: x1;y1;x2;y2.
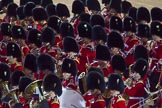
7;88;20;107
0;81;20;107
25;80;43;98
146;40;155;51
25;80;44;108
130;89;162;108
155;58;162;89
0;81;10;93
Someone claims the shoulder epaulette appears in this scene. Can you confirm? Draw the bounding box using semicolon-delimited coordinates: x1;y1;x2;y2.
137;80;144;84
51;97;59;104
74;57;80;64
117;95;125;102
96;95;105;102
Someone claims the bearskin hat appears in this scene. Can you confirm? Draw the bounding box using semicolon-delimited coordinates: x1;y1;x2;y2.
11;25;26;39
61;58;77;77
0;63;10;82
41;27;55;46
86;0;101;11
37;53;56;72
137;23;150;39
133;58;148;78
90;14;105;27
134;45;149;61
27;29;42;48
102;0;111;5
40;0;53;7
32;7;47;21
107;31;124;49
128;7;137;22
24;2;36;17
96;44;111;61
24;53;37;72
110;16;122;32
88;67;103;76
121;1;132;14
92;25;107;42
0;22;12;36
72;0;84;15
151;21;162;38
56;3;70;18
151;7;162;21
16;6;25;20
19;76;33;92
108;73;125;92
78;21;92;39
19;0;28;6
137;7;150;23
45;4;56;17
63;37;79;53
20;0;40;6
112;54;126;72
1;0;13;8
6;2;18;17
43;73;62;96
10;70;25;86
60;22;74;38
7;42;21;58
123;17;136;33
109;0;122;13
86;71;105;93
79;13;90;23
47;16;62;33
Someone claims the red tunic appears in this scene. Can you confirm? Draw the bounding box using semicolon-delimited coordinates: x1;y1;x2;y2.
124;35;140;65
39;46;58;58
77;45;96;73
9;62;23;72
54;35;63;49
48;98;60;108
0;41;7;63
90;61;113;77
73;18;80;37
125;80;147;108
83;91;94;107
109;94;127;108
62;76;77;91
21;46;30;57
90;95;106;108
0;102;2;108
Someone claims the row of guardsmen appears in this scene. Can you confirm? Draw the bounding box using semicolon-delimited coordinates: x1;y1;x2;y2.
0;0;162;107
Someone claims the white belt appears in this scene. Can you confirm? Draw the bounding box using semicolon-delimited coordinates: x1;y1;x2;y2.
129;96;144;100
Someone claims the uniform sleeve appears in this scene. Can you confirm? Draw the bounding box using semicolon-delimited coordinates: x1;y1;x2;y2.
49;98;60;108
117;100;127;108
22;47;30;57
116;95;127;108
125;82;145;96
91;100;106;108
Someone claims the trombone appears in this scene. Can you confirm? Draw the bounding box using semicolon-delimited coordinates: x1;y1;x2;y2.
130;89;162;108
